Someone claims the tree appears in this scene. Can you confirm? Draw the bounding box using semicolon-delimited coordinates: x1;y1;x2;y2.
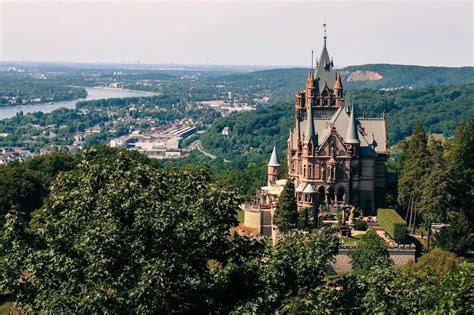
243;228;340;313
0;167;46;227
418;140;452;250
397;121;430;228
1;149;262;313
434;212;473;256
272;180;298;233
403;248;461;278
446;117;474;223
349;229;392;274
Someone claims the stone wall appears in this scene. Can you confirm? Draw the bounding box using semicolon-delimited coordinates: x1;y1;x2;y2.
243;207;261;234
330;247;416;273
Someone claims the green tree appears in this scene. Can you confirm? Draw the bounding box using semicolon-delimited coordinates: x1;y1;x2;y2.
418;140;452;249
403;248;461;278
349;229;392;274
0;167;46;227
398;121;430;209
272;180;298;233
0;149;261;313
446;117;474;222
244;228;340;313
434;212;473;256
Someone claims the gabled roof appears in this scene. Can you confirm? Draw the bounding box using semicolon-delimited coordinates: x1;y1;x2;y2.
268;144;281;167
292;105;387;156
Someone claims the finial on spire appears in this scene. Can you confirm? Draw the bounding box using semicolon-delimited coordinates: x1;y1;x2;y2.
311;50;314;70
323;23;327;45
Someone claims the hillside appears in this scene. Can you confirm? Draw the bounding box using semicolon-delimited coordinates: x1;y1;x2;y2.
212;65;474;99
200;83;474;159
342;64;474;89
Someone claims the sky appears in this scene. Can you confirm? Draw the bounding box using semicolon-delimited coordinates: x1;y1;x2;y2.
0;0;472;67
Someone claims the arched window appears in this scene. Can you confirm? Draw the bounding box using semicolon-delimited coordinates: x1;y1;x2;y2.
308;164;312;178
303;165;306;177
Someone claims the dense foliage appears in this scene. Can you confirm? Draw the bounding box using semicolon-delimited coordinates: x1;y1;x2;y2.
398;118;473;254
0;74;87;106
349;229;391;274
273;180;298;232
0;147;472;313
377;208;408;242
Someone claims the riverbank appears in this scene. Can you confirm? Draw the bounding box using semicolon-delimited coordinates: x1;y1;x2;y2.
0;87;158;120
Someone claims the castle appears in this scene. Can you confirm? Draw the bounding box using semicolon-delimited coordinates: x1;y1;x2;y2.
243;32;388;235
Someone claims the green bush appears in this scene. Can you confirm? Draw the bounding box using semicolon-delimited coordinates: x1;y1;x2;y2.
377;208;408;242
354;219;368;231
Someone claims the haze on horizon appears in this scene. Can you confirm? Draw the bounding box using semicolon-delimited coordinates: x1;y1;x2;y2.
1;0;472;67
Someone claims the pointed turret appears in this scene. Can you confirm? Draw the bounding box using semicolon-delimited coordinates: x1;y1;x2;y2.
304;104;317;145
268;144;280;167
344;91;352;113
267;144;281;185
334;73;343;100
315;26;336;92
334;73;343;90
345;104;360;144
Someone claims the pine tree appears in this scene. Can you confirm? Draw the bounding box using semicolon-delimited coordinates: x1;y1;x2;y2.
446;117;474;223
397;121;430;213
418;140;452;250
273;180;298;233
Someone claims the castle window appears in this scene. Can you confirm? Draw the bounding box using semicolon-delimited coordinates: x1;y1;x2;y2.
303;165;306;177
308;165;312;178
308;143;312;155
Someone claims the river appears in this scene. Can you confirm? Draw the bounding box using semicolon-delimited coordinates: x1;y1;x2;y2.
0;87;157;120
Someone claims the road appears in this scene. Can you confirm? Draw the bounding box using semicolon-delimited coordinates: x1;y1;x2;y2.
191;140;217;160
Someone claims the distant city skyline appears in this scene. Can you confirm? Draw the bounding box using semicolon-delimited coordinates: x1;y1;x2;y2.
1;1;472;67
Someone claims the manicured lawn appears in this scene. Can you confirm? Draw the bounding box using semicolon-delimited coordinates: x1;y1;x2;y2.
341;234;364;244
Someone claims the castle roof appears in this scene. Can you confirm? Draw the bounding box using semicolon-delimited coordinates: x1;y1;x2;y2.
345;104;360;144
303;102;317;144
292;105;387;156
268;144;281;167
314;37;336;93
303;183;317;194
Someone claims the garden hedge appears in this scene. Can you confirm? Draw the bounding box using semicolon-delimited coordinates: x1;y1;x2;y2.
377;208;408;242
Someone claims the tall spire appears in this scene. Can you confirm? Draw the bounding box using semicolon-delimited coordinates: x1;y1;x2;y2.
323;23;327;47
268;144;281;167
315;24;336;92
304;104;317;144
345;103;360;144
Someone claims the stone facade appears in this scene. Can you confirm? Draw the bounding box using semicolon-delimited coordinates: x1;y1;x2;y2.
284;35;388;214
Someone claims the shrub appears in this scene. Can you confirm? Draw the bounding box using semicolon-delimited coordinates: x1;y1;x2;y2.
377;208;408;242
354;219;368;231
